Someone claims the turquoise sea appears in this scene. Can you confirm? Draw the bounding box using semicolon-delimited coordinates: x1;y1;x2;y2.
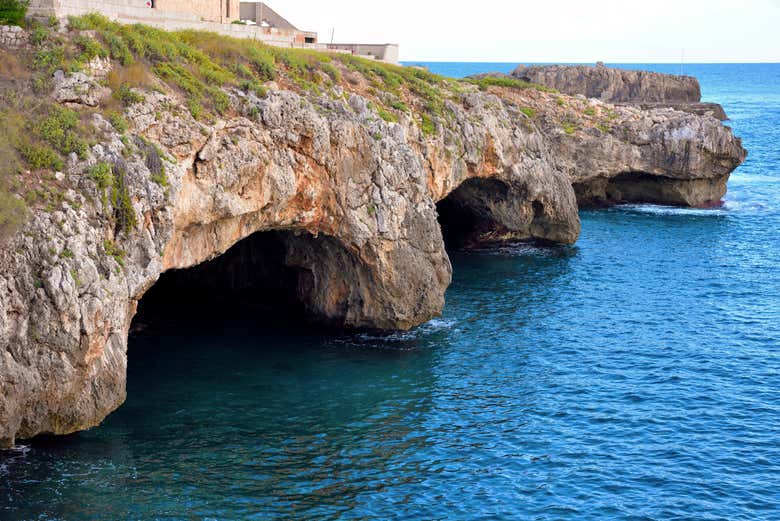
2;63;779;520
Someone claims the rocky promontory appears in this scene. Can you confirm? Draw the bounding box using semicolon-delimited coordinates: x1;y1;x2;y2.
0;16;746;447
512;63;729;120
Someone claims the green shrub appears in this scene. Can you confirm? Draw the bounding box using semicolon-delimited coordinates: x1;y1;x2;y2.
208;86;230;115
519;106;536;118
420;113;436;136
110;161;136;232
67;15;91;31
88;162;113;191
69;267;81;286
103;239;125;266
320;62;341;83
187;98;203;119
245;47;275;81
36;106;88;158
0;0;28;26
32;74;51;94
114;83;145;105
20;143;62;170
584;107;596;116
390;100;409;113
106;111;129;133
240;79;267;98
105;32;134;66
29;24;49;46
74;35;108;63
376;106;397;123
154;62;204;97
33;47;65;73
198;62;234;86
562;121;578;135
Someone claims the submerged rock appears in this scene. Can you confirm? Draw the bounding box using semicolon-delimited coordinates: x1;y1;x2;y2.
0;53;746;447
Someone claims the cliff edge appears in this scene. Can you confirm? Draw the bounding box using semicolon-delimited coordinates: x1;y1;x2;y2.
0;16;746;447
512;62;729;120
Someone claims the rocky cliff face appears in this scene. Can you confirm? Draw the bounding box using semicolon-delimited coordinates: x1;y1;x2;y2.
512;63;728;120
0;22;746;447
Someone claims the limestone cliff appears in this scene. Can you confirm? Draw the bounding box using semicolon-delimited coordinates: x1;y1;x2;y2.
512;63;729;120
0;18;746;447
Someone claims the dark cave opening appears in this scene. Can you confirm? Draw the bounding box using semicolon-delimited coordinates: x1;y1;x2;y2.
573;171;694;207
436;177;511;249
132;230;319;334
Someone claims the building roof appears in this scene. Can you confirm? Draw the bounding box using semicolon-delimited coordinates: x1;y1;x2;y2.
248;2;299;31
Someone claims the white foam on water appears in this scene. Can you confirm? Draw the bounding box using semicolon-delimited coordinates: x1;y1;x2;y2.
421;318;457;332
8;444;30;455
329;318;457;350
616;204;728;216
466;242;570;257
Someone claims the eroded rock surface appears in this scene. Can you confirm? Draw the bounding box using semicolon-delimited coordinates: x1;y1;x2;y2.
512;63;729;120
0;60;746;446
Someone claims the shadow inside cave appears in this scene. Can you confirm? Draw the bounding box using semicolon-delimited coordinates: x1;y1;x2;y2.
131;230;327;337
436;177;513;250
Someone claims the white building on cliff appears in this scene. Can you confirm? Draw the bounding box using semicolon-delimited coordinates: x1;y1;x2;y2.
26;0;399;63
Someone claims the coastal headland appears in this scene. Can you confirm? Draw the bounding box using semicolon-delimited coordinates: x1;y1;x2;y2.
0;16;745;446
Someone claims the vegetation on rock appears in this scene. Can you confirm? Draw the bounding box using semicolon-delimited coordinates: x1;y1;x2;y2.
467;75;557;93
0;0;27;26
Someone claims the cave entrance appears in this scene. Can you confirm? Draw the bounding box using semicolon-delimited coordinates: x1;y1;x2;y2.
436;177;520;250
572;172;702;207
132;230;333;334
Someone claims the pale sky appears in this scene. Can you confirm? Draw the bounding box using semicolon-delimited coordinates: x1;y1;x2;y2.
271;0;780;62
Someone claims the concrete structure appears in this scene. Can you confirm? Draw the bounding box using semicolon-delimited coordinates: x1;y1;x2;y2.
27;0;322;49
238;2;317;46
326;43;399;64
29;0;240;24
26;0;400;62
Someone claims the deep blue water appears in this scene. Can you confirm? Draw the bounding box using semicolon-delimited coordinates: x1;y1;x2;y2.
2;64;779;520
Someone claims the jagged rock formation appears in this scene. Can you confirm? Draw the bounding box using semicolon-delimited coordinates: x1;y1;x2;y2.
0;23;746;447
512;63;729;120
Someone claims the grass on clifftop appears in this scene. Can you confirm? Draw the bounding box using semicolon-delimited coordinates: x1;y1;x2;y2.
467;76;557;94
23;13;556;131
63;13;455;125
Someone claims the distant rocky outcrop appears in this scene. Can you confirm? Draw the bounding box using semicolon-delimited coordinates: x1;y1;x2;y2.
512;63;728;120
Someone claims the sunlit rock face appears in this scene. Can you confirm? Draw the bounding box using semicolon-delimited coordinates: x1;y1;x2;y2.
0;58;745;447
512;63;730;120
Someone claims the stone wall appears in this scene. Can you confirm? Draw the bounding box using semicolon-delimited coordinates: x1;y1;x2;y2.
326;43;399;65
27;0;58;18
28;0;240;24
157;0;240;23
0;25;28;47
